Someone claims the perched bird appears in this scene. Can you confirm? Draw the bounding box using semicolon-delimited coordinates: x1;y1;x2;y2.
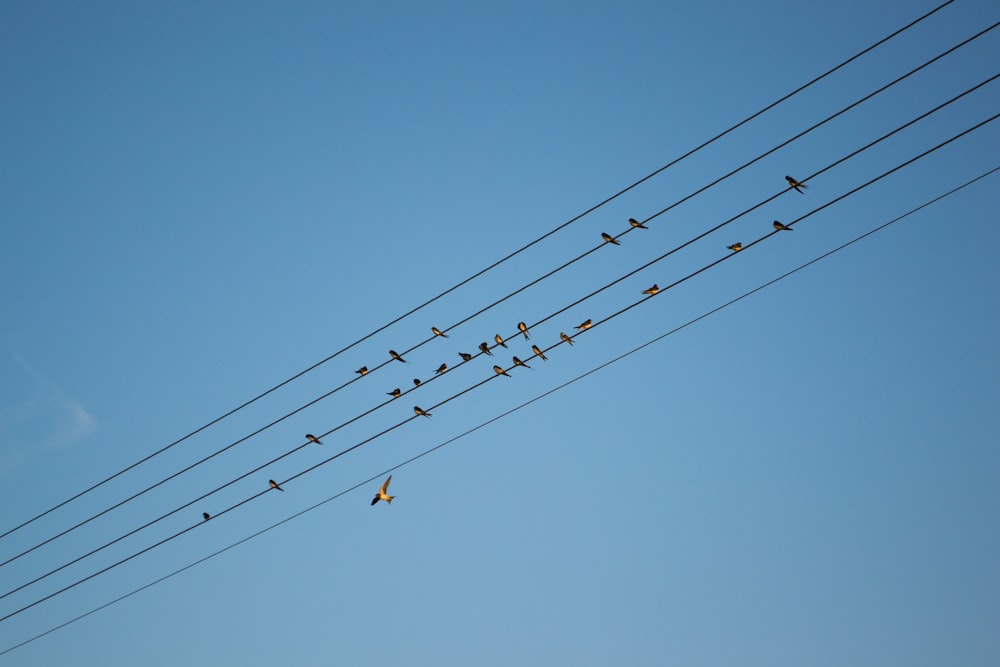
389;349;406;363
269;479;284;492
518;321;530;340
785;175;808;193
727;242;742;252
431;326;448;338
435;363;447;374
387;388;401;398
202;512;211;521
479;342;493;356
493;365;511;377
773;220;793;232
306;434;322;445
413;378;422;387
371;475;394;506
513;356;531;369
601;232;620;245
628;217;648;229
355;366;368;376
459;352;473;362
575;319;592;330
414;405;431;418
494;333;508;349
560;332;574;346
532;344;548;361
642;284;660;295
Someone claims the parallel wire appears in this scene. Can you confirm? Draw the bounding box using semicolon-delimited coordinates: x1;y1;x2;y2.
4;161;995;658
0;0;955;545
2;112;994;626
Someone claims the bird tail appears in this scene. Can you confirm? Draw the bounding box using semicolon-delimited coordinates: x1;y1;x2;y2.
387;496;394;504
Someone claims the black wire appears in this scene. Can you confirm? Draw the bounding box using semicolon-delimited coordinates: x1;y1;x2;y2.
5;159;994;659
2;112;993;626
0;0;955;545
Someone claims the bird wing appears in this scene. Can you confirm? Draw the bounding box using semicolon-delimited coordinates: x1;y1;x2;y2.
381;475;392;494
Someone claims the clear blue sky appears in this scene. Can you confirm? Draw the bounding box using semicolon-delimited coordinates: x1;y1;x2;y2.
1;1;998;664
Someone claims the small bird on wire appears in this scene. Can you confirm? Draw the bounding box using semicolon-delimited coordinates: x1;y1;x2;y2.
773;220;793;231
389;350;406;363
202;512;211;521
629;217;648;229
479;342;493;356
371;475;394;506
532;344;547;361
727;242;742;252
414;406;431;418
642;284;659;295
387;388;401;398
459;352;473;362
513;356;531;369
306;434;322;445
560;332;574;346
269;479;284;492
431;326;448;338
785;175;808;193
575;319;592;330
413;378;422;387
494;334;508;349
493;365;511;377
355;366;368;376
601;232;620;245
518;322;530;340
435;363;447;374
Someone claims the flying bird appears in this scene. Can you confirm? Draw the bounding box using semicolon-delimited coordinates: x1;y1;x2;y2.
414;406;431;417
513;356;531;369
387;388;401;398
493;365;511;377
371;475;394;506
785;175;808;193
727;242;742;252
389;349;406;363
459;352;473;362
642;284;659;295
494;333;508;349
628;217;648;229
413;378;422;387
518;321;530;339
435;363;447;374
601;232;620;245
479;342;493;356
773;220;793;231
532;344;548;361
355;366;368;376
306;434;322;445
560;332;574;345
202;512;211;521
575;319;592;330
431;326;448;338
269;479;284;492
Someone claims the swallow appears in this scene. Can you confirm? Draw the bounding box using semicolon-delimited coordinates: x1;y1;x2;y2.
479;342;493;356
355;366;368;376
513;356;531;369
575;319;592;330
493;365;511;377
413;378;422;387
371;475;394;506
414;406;431;417
389;349;406;363
727;242;742;252
773;220;793;231
628;217;648;229
459;352;473;362
269;479;284;492
202;512;211;521
785;175;808;193
494;333;508;349
435;363;447;374
532;344;548;361
518;321;530;340
306;434;322;445
387;388;401;398
643;284;659;295
431;326;448;338
560;332;574;345
601;232;620;245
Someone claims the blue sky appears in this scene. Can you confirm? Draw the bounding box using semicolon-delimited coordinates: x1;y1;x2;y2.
1;0;998;663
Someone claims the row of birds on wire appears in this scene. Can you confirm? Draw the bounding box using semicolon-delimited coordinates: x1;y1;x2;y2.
201;175;810;519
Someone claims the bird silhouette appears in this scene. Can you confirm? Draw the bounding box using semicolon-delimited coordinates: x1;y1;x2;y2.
371;475;394;506
493;365;511;377
628;217;648;229
387;388;401;398
434;363;447;374
643;284;659;295
513;356;531;369
532;344;548;361
479;342;493;356
494;334;508;349
773;220;793;231
727;242;742;252
518;321;530;340
431;326;448;338
306;434;322;445
560;332;574;345
413;378;422;387
601;232;620;245
414;406;431;417
202;512;211;521
389;350;406;363
269;479;284;492
355;366;368;376
459;352;473;362
785;175;808;193
575;319;592;330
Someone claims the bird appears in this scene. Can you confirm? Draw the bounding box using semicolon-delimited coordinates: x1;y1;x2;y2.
413;378;422;387
785;175;808;193
560;332;574;346
575;319;592;330
387;388;401;398
202;512;211;521
306;434;322;445
642;284;659;295
494;333;508;349
459;352;473;362
727;242;742;252
628;217;648;229
414;406;431;417
518;321;530;340
513;356;531;369
479;342;493;356
493;365;511;377
435;363;447;374
601;232;620;245
371;475;394;506
355;366;368;376
269;479;284;492
389;349;406;363
773;220;793;231
532;344;548;361
431;326;448;338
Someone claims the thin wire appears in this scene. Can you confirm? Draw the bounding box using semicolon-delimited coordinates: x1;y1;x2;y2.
5;159;994;659
0;0;955;545
2;113;993;625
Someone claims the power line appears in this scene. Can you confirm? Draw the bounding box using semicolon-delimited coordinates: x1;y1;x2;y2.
0;0;955;545
5;160;994;658
2;112;993;625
